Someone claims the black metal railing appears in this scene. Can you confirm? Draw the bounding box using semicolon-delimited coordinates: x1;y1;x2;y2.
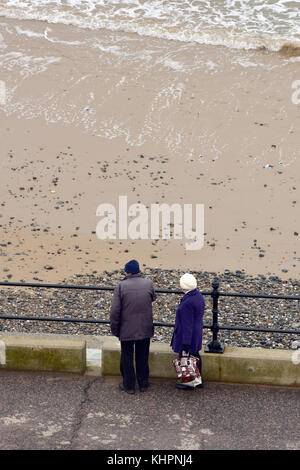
0;278;299;353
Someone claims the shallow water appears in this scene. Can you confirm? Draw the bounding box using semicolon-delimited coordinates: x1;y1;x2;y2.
0;0;300;53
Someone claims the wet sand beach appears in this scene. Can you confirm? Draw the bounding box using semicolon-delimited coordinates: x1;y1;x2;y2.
0;17;299;284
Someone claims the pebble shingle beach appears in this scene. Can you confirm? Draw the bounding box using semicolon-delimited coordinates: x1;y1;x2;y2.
1;268;299;350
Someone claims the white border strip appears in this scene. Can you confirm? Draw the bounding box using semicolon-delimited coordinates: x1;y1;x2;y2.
86;348;102;366
0;340;6;365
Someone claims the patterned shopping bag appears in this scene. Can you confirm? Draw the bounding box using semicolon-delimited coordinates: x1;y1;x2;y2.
173;355;200;379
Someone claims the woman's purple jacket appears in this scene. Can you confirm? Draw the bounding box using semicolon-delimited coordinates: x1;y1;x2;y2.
171;289;205;355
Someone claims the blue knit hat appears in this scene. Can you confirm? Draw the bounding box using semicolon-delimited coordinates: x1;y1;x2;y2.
124;259;140;274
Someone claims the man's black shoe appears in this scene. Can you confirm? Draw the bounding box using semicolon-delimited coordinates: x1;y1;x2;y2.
119;382;135;394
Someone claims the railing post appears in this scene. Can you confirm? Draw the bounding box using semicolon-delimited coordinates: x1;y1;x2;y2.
205;277;224;353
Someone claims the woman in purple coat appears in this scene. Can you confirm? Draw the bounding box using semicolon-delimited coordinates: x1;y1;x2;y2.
171;273;205;390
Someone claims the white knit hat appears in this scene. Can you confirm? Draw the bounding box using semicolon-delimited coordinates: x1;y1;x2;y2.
180;273;197;292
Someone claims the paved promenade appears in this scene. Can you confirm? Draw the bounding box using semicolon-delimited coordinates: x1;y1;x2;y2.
0;370;299;450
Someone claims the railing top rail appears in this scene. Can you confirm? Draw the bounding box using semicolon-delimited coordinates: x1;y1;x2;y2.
0;281;299;301
217;291;299;301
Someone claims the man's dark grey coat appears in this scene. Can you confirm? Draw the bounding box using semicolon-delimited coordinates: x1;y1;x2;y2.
110;273;156;341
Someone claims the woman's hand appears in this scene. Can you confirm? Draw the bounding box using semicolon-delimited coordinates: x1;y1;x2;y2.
180;344;190;358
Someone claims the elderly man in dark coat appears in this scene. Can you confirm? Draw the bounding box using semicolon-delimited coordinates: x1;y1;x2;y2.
110;259;156;394
171;273;205;389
